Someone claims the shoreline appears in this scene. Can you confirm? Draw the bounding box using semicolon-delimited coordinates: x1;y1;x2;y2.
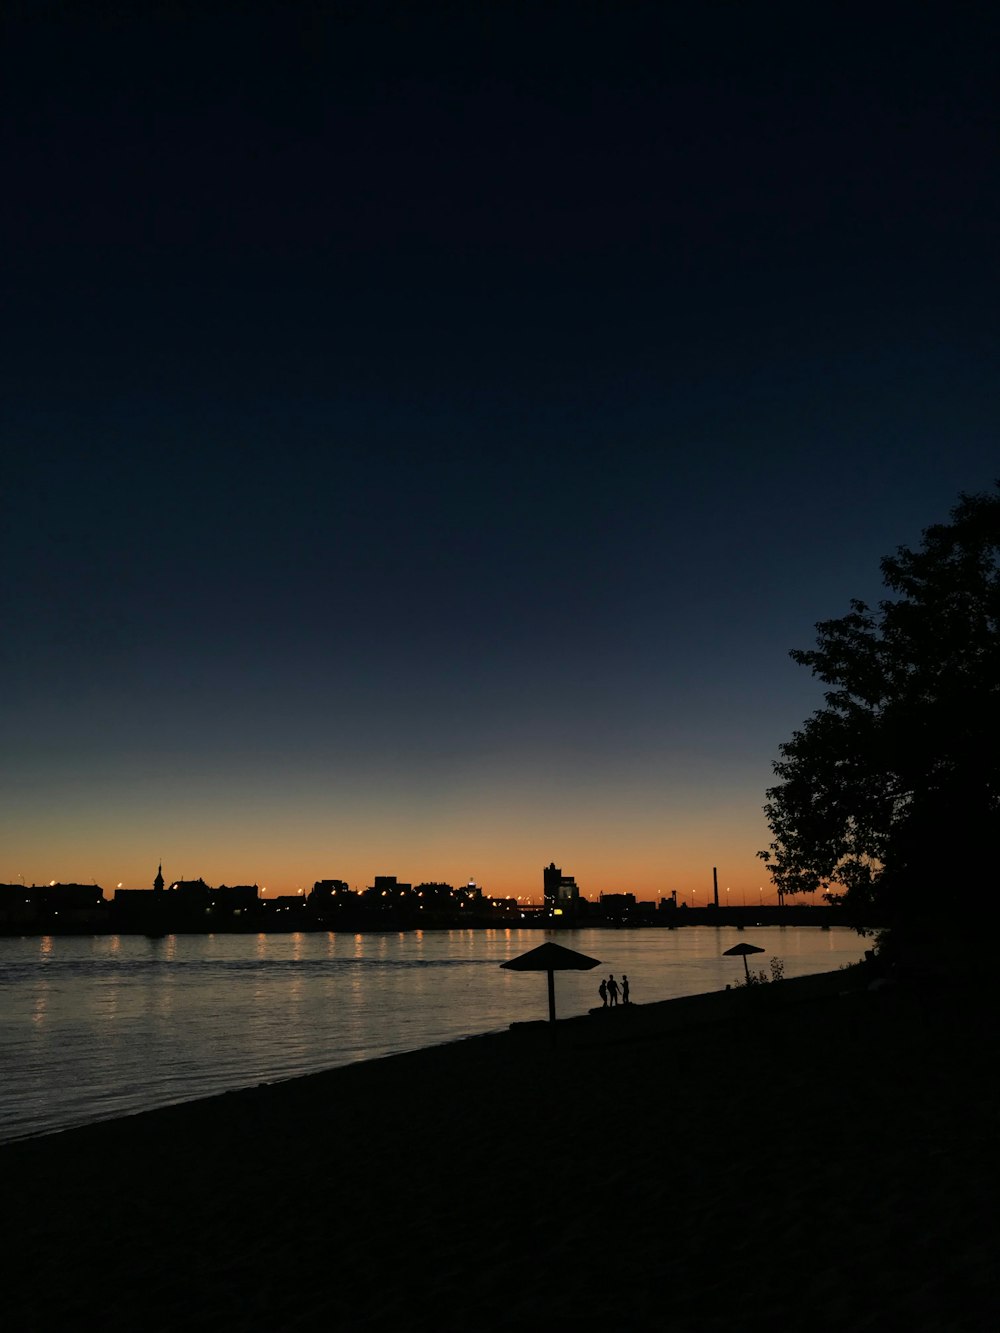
1;966;859;1149
5;963;998;1331
0;903;850;938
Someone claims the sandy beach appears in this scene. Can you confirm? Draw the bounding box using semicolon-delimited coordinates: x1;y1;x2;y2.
4;963;998;1332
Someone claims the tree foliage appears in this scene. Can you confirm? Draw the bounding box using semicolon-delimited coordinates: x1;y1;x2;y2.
759;486;1000;923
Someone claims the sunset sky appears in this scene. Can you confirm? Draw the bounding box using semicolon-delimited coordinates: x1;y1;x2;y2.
3;4;996;900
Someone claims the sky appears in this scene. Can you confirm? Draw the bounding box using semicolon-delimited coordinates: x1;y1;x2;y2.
2;2;997;901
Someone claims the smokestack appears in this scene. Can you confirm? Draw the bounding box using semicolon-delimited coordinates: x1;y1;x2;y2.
713;866;719;908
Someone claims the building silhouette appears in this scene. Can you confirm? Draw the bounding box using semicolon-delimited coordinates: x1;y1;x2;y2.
599;891;637;924
543;862;579;917
0;882;105;929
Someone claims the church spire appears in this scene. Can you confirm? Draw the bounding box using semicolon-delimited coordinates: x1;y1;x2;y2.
154;862;164;893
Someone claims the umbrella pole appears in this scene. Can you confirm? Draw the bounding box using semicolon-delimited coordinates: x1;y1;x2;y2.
743;954;750;981
547;969;556;1022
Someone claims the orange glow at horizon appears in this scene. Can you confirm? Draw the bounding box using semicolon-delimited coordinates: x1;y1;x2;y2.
3;817;827;904
1;747;831;903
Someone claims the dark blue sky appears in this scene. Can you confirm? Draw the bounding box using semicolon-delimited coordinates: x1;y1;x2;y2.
2;2;997;896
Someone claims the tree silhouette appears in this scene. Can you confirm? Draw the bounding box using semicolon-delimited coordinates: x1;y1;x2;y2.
759;485;1000;926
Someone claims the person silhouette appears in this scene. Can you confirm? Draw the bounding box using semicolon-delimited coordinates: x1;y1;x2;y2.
621;974;630;1005
607;974;620;1006
598;978;608;1007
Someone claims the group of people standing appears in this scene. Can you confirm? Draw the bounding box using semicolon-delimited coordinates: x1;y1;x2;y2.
598;973;630;1007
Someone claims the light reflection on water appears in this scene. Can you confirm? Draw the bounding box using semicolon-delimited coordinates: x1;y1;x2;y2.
0;927;865;1142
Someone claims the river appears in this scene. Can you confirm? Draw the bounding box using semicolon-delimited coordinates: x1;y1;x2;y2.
0;925;866;1141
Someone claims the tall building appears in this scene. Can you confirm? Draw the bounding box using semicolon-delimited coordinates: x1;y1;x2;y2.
543;862;561;911
543;862;579;915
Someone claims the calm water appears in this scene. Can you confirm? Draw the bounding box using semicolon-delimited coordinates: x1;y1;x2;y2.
0;927;865;1142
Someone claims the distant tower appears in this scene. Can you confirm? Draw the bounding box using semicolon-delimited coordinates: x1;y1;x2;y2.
543;862;579;917
153;862;164;893
543;862;562;912
713;866;719;908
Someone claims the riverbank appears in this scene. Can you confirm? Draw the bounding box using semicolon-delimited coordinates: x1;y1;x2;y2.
4;964;998;1331
0;902;845;936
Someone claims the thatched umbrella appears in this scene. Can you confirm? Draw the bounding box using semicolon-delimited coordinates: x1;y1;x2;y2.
723;940;766;980
500;941;601;1022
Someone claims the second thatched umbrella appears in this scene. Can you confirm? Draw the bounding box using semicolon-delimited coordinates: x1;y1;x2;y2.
723;940;766;981
500;940;601;1022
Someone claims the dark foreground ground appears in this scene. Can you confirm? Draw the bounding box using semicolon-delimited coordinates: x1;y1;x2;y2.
4;960;998;1332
